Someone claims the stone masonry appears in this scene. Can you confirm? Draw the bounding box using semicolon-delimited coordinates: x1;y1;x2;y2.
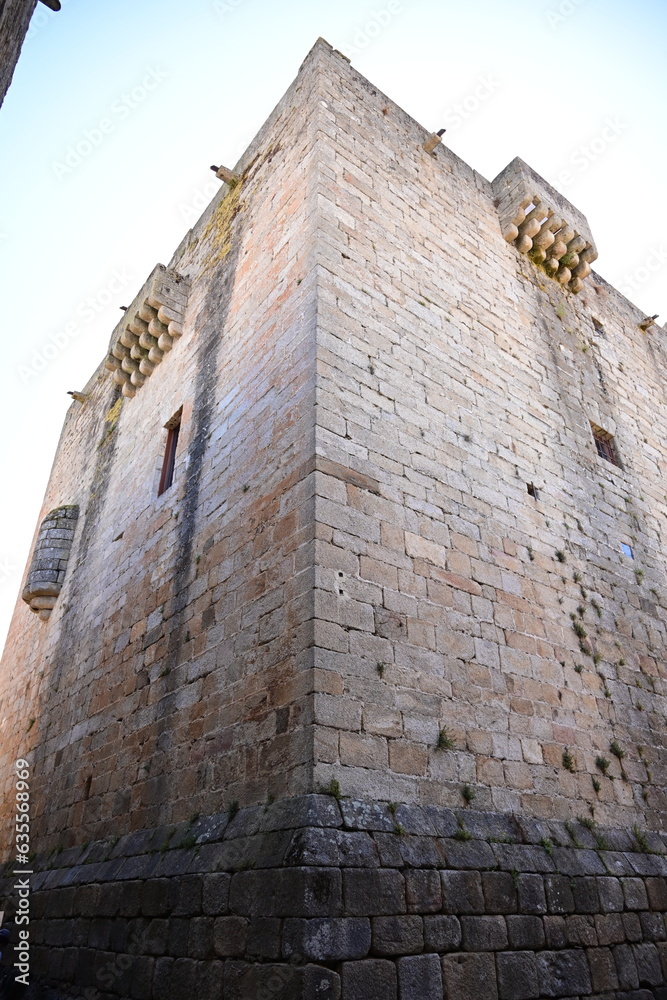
0;0;38;108
1;37;667;999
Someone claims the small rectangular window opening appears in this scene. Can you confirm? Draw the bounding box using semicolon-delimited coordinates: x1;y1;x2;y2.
158;409;182;496
621;542;634;559
590;423;621;467
527;482;539;500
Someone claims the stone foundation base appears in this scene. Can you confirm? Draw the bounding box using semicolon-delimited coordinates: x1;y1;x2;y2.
3;795;667;999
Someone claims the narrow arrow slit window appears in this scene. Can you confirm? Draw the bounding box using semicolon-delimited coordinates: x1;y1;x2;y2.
158;409;182;496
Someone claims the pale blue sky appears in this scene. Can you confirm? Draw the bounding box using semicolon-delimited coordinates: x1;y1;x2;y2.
1;0;665;651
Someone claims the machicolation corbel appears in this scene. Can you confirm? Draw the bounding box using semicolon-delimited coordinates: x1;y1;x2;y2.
104;264;191;398
493;157;598;294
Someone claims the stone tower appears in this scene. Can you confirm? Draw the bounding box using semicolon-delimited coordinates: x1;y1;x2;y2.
2;38;667;1000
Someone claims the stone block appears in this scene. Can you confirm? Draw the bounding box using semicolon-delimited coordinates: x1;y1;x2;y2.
517;874;547;914
622;877;649;910
372;915;424;956
169;958;199;996
213;916;248;957
397;954;443;1000
224;961;306;1000
339;799;395;832
614;943;640;991
597;876;624;912
195;959;225;1000
595;912;626;945
442;838;496;870
152;956;174;997
303;965;341;1000
423;914;462;952
647;877;667;911
129;955;155;1000
336;830;379;867
544;874;575;914
341;959;398;1000
282;916;371;961
141;879;171;917
506;915;545;950
633;942;663;987
461;915;508;951
571;876;599;913
398;834;442;868
230;867;342;917
344;869;406;915
374;833;405;867
247;917;282;959
170;875;203;916
587;946;620;993
536;949;592;997
496;951;540;1000
202;872;231;915
565;913;597;946
441;870;484;914
640;910;666;941
405;869;442;913
623;911;643;942
482;871;518;913
441;952;498;1000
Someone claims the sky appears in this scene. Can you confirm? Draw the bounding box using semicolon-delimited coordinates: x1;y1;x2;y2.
0;0;666;653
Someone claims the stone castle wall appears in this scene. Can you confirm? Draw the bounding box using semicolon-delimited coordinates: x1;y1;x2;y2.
4;795;667;1000
308;46;667;830
0;42;337;855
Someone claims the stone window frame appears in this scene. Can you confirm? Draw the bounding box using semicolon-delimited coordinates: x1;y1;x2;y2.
156;407;183;498
590;422;621;468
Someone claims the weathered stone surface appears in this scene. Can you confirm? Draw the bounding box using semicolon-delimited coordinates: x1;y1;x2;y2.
371;915;424;956
441;952;498;1000
517;874;547;915
497;951;540;1000
597;877;624;913
213;916;248;957
405;869;442;913
622;878;650;911
536;949;592;997
587;946;620;993
482;871;518;913
460;915;508;951
545;875;575;914
506;915;546;950
282;917;371;961
341;959;397;1000
441;871;485;914
230;868;342;917
423;914;462;953
397;953;443;1000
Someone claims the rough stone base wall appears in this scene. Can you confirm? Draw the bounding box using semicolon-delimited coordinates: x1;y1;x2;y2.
3;795;667;999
